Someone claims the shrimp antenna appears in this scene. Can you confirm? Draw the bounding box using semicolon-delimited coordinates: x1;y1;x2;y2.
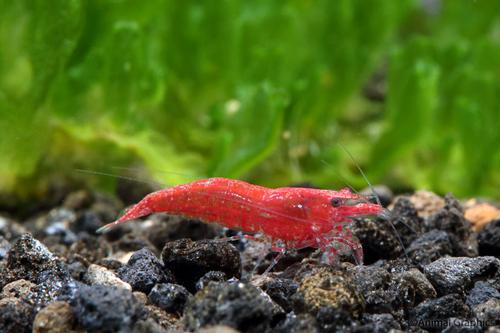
320;159;358;195
336;143;381;206
337;143;409;259
74;168;161;187
109;166;200;180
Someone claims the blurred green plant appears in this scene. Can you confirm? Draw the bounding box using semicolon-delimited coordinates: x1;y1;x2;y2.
0;0;498;199
370;0;500;197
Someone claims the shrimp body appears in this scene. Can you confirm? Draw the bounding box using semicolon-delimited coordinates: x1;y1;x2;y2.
99;178;383;263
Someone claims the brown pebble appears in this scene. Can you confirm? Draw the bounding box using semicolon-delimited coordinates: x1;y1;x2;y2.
133;291;149;304
406;191;445;218
1;279;36;299
465;202;500;231
32;301;82;333
145;304;180;330
296;267;363;317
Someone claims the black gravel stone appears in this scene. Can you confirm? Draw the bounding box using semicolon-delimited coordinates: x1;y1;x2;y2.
352;264;437;315
28;261;79;311
388;197;425;246
69;234;111;263
7;233;55;273
43;208;79;245
352;217;403;264
162;239;241;292
427;194;477;257
273;313;319;333
424;256;500;295
66;259;88;281
74;211;103;235
355;313;401;333
351;203;416;265
262;278;299;313
315;306;355;333
148;283;191;314
0;298;35;333
478;219;500;257
466;280;500;308
409;294;471;332
406;230;454;266
1;234;57;288
183;282;281;333
195;271;228;291
378;257;413;273
397;268;437;304
145;216;221;250
118;247;174;293
352;265;394;313
70;284;145;332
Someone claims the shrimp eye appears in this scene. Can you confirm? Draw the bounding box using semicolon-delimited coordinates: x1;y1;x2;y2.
330;198;343;207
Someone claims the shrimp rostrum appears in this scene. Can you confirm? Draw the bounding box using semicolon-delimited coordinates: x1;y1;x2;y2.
98;178;384;265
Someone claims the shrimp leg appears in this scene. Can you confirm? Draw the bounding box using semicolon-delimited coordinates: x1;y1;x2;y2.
243;236;289;277
263;247;286;275
320;236;363;265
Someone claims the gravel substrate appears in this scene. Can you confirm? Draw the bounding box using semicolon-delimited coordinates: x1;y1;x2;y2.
0;187;499;332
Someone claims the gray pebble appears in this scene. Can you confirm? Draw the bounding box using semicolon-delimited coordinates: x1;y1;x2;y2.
183;281;281;333
424;256;500;295
118;247;173;293
409;294;471;331
162;239;241;292
70;284;145;332
406;230;453;266
148;283;191;314
466;280;500;308
478;219;500;257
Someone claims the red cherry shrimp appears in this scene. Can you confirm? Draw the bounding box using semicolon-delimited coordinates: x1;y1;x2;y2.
96;177;385;266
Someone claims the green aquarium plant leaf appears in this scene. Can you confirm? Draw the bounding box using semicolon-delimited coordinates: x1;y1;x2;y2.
209;83;289;178
371;37;499;197
0;0;83;191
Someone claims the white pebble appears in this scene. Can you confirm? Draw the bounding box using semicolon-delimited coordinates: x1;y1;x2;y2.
85;264;131;290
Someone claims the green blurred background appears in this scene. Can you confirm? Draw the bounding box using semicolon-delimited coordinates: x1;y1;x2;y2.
0;0;499;200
